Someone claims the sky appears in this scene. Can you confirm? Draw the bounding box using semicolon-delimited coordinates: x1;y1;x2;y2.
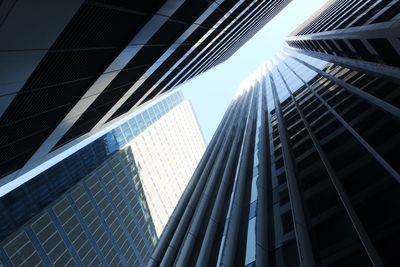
179;0;328;144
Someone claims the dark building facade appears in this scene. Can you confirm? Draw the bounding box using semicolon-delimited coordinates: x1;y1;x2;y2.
0;136;111;243
148;48;400;267
0;0;291;188
286;0;400;80
0;147;157;267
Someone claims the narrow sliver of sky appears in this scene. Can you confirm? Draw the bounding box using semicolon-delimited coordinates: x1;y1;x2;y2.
179;0;328;143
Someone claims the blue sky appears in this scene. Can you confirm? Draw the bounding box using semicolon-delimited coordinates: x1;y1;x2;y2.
180;0;328;143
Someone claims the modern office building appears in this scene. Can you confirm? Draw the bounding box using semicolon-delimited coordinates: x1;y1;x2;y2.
286;0;400;72
102;90;206;236
103;90;206;236
148;46;400;266
0;147;158;267
0;0;291;190
0;90;205;266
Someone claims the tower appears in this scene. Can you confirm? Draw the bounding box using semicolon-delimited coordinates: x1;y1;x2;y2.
148;48;400;266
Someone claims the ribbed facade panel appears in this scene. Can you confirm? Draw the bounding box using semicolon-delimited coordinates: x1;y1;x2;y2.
149;46;400;266
286;0;400;70
147;4;400;266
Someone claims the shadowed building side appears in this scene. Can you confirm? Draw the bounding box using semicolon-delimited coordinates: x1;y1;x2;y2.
286;0;400;81
0;147;157;267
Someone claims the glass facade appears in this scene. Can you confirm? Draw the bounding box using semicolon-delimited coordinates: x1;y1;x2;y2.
0;91;187;267
0;137;111;243
0;148;157;267
149;3;400;266
124;99;206;235
101;90;207;236
104;91;184;149
0;91;184;244
148;48;400;266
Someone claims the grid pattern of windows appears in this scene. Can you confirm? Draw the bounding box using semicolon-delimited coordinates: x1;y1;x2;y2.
1;232;44;267
126;100;206;235
30;213;74;266
0;148;157;267
0;137;110;242
100;90;206;237
0;89;202;266
104;91;184;149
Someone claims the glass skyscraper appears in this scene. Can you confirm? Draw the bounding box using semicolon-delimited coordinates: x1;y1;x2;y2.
0;91;183;241
149;49;400;267
122;98;206;236
105;90;206;235
0;90;206;266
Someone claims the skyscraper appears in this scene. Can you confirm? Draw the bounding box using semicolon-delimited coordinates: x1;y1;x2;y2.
103;90;206;236
0;0;291;187
148;46;400;267
119;99;206;236
148;3;400;266
0;90;206;266
0;91;184;234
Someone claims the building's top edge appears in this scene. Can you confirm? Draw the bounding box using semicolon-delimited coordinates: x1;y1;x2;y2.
287;0;337;37
232;49;296;100
233;64;267;100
